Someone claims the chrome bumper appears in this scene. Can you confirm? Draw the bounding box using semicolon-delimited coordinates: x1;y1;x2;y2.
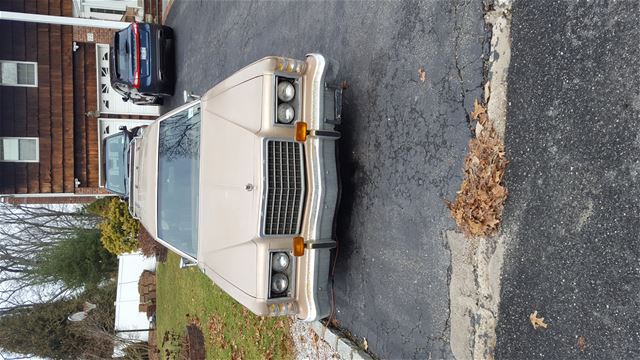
299;54;341;322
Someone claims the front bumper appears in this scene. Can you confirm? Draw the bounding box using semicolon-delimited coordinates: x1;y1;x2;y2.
296;54;342;321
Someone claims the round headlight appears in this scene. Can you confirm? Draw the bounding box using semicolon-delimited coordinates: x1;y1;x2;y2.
277;81;295;102
277;103;295;124
271;273;289;294
272;252;290;272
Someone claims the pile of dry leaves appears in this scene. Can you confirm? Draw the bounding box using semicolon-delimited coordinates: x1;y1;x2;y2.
447;99;509;237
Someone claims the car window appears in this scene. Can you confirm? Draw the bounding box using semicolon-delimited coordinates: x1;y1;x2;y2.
157;105;201;258
104;133;128;196
114;28;133;81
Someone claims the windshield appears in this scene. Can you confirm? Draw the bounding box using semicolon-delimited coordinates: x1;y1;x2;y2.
157;105;201;258
104;133;129;196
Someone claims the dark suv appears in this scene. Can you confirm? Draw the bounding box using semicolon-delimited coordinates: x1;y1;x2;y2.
110;22;175;105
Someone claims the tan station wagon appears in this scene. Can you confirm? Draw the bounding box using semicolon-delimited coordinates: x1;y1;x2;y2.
103;54;342;321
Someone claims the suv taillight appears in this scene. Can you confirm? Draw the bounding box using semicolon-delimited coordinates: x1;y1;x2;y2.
132;22;140;89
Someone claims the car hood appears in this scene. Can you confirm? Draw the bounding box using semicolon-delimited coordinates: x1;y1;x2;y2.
196;77;264;298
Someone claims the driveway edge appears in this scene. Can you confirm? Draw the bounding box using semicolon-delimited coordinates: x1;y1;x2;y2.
310;321;373;360
448;0;513;359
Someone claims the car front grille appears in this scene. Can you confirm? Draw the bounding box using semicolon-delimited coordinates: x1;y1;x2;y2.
263;140;305;235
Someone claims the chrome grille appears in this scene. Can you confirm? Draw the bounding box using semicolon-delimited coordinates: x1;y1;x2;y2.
264;140;305;235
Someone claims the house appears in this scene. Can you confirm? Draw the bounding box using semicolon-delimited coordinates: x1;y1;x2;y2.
0;0;163;205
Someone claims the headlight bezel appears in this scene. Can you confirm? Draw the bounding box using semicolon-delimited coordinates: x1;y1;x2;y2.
274;76;301;126
267;250;295;300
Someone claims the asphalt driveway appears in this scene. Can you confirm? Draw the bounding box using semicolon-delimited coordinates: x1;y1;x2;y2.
497;1;640;359
164;1;486;358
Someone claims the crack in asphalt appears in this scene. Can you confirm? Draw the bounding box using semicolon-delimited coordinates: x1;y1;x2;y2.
452;0;474;129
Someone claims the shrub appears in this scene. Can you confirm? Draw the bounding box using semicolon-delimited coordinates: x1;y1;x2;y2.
34;228;118;289
84;197;113;216
98;197;140;255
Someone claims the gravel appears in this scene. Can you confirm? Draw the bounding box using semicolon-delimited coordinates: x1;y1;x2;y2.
291;321;341;360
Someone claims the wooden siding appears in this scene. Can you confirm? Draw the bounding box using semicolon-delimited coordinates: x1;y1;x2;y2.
0;0;74;195
73;43;100;188
144;0;164;24
62;0;74;192
1;0;160;197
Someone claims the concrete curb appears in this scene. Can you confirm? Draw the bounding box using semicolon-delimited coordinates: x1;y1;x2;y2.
309;321;373;360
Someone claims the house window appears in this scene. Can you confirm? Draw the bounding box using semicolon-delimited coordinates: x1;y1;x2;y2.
0;61;38;87
0;137;39;162
90;8;126;15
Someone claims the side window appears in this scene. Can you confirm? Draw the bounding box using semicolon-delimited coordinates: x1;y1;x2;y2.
0;137;39;162
0;61;38;87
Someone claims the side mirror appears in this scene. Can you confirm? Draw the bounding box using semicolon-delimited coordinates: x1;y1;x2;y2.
179;257;198;269
183;90;201;103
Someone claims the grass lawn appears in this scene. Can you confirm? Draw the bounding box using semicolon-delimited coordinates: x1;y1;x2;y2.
155;252;294;359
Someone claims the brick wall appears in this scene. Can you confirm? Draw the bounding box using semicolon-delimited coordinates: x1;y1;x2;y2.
3;195;103;205
75;187;111;195
73;26;117;45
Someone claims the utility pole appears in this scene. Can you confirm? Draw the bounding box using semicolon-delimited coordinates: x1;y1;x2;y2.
0;11;129;29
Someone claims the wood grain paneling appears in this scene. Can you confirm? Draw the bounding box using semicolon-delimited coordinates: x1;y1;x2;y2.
50;0;63;192
37;24;52;193
0;7;16;193
61;0;74;192
62;29;74;192
36;0;51;193
73;45;87;187
0;0;160;197
84;45;99;188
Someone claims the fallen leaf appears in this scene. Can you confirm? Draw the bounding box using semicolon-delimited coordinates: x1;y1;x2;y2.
478;112;489;126
362;337;369;351
486;217;500;229
418;67;427;82
577;335;587;351
471;99;486;120
529;311;548;330
446;114;509;238
475;121;484;136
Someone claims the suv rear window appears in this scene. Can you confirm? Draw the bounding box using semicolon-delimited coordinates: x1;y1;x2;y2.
113;29;134;81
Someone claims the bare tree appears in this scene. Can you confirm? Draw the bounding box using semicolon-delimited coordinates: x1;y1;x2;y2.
0;203;101;307
68;307;154;360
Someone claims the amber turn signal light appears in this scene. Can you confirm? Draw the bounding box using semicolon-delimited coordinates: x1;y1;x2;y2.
293;236;305;257
295;122;308;142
